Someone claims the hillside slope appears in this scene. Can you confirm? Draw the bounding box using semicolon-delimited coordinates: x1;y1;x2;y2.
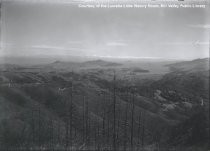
0;58;209;150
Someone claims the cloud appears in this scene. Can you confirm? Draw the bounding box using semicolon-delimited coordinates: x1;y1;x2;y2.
30;45;88;56
1;43;88;55
158;41;209;46
86;55;163;59
68;41;83;44
1;43;64;49
193;41;209;46
31;45;66;50
188;24;210;29
106;42;128;46
31;45;89;53
158;42;192;46
1;43;14;47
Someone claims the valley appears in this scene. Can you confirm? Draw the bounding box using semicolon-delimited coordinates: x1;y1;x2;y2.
0;58;209;150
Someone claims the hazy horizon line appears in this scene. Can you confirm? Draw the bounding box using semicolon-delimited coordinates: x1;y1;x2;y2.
0;54;209;61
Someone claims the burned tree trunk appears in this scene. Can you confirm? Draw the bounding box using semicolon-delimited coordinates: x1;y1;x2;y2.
130;92;135;150
138;111;142;145
123;94;129;151
85;97;89;147
97;118;100;150
141;111;146;149
83;95;86;143
31;110;35;146
38;106;41;148
69;81;73;148
102;92;106;146
65;115;69;148
112;71;117;151
107;111;110;150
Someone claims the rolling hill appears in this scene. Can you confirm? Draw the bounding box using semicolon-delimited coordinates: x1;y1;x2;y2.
0;58;209;150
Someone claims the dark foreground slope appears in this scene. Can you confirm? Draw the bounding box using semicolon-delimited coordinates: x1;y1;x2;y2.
0;58;209;150
136;58;209;150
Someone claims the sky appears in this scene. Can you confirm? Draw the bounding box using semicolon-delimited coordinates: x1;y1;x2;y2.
0;0;209;60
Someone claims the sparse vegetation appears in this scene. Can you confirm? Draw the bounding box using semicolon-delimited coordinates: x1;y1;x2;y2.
0;58;209;150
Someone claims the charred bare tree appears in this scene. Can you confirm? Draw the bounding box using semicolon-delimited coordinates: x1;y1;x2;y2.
102;92;106;147
85;96;89;147
94;122;97;150
38;105;41;148
112;71;117;151
69;81;73;148
65;107;69;148
116;111;120;146
74;126;77;142
130;92;135;150
123;94;129;151
49;119;54;150
138;112;142;145
107;110;110;150
141;111;146;149
97;118;100;150
31;110;35;146
57;122;61;146
83;95;86;143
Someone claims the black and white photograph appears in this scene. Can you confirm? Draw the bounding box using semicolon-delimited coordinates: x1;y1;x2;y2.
0;0;209;150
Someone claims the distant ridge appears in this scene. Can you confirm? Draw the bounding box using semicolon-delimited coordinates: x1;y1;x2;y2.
83;59;122;67
166;58;209;72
